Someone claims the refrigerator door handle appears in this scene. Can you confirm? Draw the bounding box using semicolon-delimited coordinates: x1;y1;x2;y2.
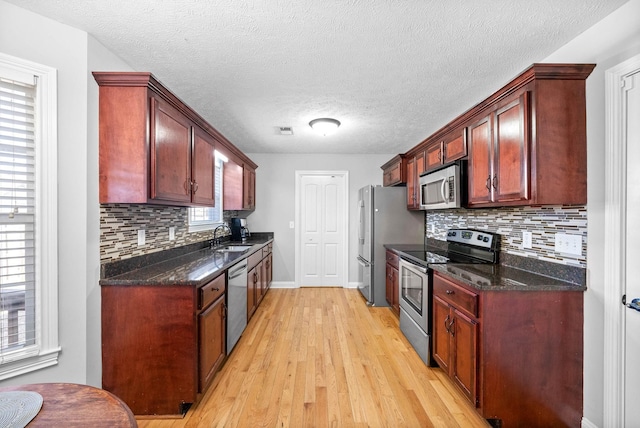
358;200;365;244
357;256;370;266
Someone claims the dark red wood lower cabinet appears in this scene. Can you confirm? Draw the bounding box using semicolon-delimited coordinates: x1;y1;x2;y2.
433;272;583;427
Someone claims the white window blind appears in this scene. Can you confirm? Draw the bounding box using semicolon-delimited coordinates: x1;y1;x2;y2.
0;77;36;355
189;156;224;231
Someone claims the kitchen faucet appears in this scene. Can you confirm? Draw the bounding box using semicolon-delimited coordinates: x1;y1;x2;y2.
211;223;231;247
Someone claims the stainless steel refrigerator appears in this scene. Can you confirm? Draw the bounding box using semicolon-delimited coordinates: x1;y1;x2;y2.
357;185;424;306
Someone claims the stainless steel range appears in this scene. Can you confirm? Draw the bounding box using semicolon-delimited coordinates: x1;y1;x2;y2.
398;229;499;365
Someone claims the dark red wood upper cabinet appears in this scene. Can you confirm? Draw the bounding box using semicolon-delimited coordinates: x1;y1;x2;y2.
191;126;216;206
93;72;258;207
468;92;530;206
150;95;192;204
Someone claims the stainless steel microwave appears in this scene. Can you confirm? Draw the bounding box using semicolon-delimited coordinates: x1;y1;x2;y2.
419;163;464;210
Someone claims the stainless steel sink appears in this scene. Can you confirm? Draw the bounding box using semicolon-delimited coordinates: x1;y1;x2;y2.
216;245;253;253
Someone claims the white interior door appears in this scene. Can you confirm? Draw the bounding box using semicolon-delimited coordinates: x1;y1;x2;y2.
296;171;348;287
604;54;640;428
624;69;640;428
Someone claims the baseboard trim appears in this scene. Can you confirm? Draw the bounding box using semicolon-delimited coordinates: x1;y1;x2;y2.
581;416;598;428
270;281;296;289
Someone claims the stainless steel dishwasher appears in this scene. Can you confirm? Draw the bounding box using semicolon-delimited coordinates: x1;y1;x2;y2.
226;259;248;353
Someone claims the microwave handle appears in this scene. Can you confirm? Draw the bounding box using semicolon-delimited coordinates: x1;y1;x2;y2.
441;177;448;202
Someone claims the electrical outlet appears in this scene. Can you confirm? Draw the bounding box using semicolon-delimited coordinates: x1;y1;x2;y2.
430;223;435;233
169;227;175;241
522;231;532;249
554;233;582;256
137;229;145;246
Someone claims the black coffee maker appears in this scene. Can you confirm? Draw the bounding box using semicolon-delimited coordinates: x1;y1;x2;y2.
230;218;249;242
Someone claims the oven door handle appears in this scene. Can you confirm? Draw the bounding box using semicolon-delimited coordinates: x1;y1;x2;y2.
401;258;428;273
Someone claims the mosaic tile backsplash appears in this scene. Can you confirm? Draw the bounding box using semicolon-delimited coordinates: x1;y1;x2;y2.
100;204;240;263
426;205;587;267
100;203;587;268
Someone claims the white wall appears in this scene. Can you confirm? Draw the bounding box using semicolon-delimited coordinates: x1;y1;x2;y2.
543;0;640;426
86;37;134;386
245;153;403;285
0;0;132;387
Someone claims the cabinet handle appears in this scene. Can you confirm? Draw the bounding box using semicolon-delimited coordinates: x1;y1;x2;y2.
183;180;190;195
212;287;220;292
444;314;451;333
485;176;491;190
445;290;454;295
437;149;442;161
192;180;199;193
492;174;498;190
448;319;455;336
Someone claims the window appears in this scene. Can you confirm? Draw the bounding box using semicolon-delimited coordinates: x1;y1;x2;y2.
188;155;224;232
0;53;58;380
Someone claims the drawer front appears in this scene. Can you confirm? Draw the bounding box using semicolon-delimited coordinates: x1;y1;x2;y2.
247;250;263;270
262;244;271;258
433;273;478;318
199;274;226;310
385;250;399;269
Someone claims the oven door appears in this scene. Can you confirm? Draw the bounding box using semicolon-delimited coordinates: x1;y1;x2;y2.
399;258;430;333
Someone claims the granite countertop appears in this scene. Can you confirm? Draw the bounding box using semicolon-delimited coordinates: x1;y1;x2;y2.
100;236;273;287
385;244;585;292
429;263;584;291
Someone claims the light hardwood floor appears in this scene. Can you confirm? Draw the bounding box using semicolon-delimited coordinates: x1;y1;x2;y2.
137;288;489;428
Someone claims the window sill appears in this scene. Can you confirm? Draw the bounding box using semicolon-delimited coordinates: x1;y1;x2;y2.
0;346;61;381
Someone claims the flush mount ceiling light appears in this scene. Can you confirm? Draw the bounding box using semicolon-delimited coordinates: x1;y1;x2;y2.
309;118;341;136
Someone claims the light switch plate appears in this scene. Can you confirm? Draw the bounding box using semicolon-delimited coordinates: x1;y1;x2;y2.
137;229;145;246
169;227;175;241
289;221;294;229
522;231;532;249
554;233;582;256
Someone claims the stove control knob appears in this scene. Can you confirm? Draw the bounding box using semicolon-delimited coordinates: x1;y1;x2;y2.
483;237;490;242
477;235;483;241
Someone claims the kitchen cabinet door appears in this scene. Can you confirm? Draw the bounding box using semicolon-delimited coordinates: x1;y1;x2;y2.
247;264;259;320
256;260;265;305
451;308;478;405
467;115;493;205
224;162;256;211
265;253;273;290
191;126;216;206
243;166;256;210
468;92;530;206
150;95;192;204
443;129;467;164
381;155;405;187
406;156;416;208
493;95;529;203
385;263;395;309
406;150;426;210
198;295;226;391
432;295;452;373
425;142;444;171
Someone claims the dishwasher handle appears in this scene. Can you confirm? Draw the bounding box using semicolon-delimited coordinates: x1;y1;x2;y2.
228;261;248;279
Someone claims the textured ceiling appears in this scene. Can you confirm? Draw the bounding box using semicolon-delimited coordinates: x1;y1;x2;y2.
7;0;627;154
